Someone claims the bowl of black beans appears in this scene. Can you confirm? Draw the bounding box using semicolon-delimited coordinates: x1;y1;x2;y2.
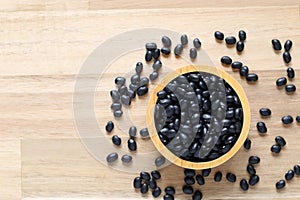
146;65;251;169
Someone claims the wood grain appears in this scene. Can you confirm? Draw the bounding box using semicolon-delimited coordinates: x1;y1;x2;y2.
0;2;300;200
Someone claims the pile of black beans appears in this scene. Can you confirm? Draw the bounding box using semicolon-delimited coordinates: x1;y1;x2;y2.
154;71;244;162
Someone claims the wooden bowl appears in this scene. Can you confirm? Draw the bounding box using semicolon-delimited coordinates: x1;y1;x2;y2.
146;65;250;170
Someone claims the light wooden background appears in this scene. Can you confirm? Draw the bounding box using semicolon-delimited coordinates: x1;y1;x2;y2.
1;1;300;199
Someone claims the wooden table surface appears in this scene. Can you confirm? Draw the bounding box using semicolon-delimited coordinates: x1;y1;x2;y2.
1;1;300;199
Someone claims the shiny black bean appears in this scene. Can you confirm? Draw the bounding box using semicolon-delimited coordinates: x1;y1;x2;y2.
249;174;260;186
257;121;267;134
240;66;249;76
283;51;292;64
174;44;183;56
145;42;157;51
214;171;222;182
105;121;114;132
244;138;252;150
121;95;131;105
260;108;271;117
110;90;120;101
287;67;295;79
149;178;157;189
115;77;126;86
181;34;188;45
285;84;296;93
185;176;195;185
140;171;150;181
163;194;174;200
221;56;232;65
112;135;121;146
133;177;142;189
202;168;211;177
294;165;300;175
246;73;258;82
236;41;244;52
193;38;202;49
196;174;205;185
145;50;152;62
226;173;236;183
275;136;286;147
272;39;282;51
152;187;161;198
225;36;237;45
152;60;162;70
165;186;175;195
185;169;196;177
151;170;161;180
240;179;249;191
127;89;136;99
128;138;137;151
271;144;281;154
282;115;293;124
139;128;149;137
155;156;165;167
239;30;247;41
249;156;260;164
153;49;160;59
141;183;149;194
284;40;293;51
247;164;256;175
182;185;194;194
135;62;143;74
162;36;172;47
121;154;132;163
276;77;287;87
192;190;203;200
297;116;300;123
129;126;137;137
106;152;118;163
111;102;122;111
114;110;123;118
231;61;243;70
276;180;286;189
214;31;224;40
137;86;148;96
161;47;171;55
190;48;197;59
285;169;294;181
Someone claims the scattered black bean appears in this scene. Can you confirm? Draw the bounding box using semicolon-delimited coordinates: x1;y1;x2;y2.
214;31;224;40
131;74;140;85
115;77;126;86
141;183;149;194
294;165;300;175
246;73;258;82
276;77;287;87
153;49;160;59
236;41;244;52
225;36;237;45
121;95;131;105
112;135;121;146
133;177;142;189
114;110;123;117
226;172;236;183
284;40;293;51
260;108;272;117
287;67;295;79
182;185;194;194
184;169;196;177
152;60;162;70
165;186;175;195
174;44;183;56
163;194;174;200
129;126;137;137
240;66;249;76
121;154;132;163
137;86;149;96
140;171;150;181
231;61;243;70
249;156;261;164
155;156;165;167
185;176;195;185
193;38;202;49
111;102;122;111
202;168;211;177
150;71;159;81
196;174;205;185
128;138;137;151
221;56;233;65
140;77;149;86
239;30;247;41
276;180;286;190
149;178;157;189
145;42;157;51
118;85;128;95
240;179;249;191
162;36;172;47
285;84;296;93
282;115;293;124
151;170;161;180
106;152;118;163
275;136;286;147
105;121;114;133
296;116;300;123
285;169;295;181
110;90;120;101
283;51;292;64
193;190;203;200
271;144;281;154
145;50;152;62
152;187;161;198
257;121;267;134
190;48;197;59
161;47;171;55
181;34;188;45
243;138;251;150
214;171;222;182
127;89;136;99
271;39;282;51
139;128;149;137
249;174;260;186
247;164;256;175
135;62;143;74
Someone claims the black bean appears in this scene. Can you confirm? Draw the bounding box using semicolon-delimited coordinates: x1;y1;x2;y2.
165;186;175;195
287;67;295;79
121;154;132;163
184;169;195;177
106;152;118;163
105;121;114;133
150;71;159;81
285;84;296;93
110;90;120;101
162;36;172;47
163;194;174;200
244;138;252;150
151;170;161;180
240;66;249;76
240;179;249;191
161;47;171;55
128;138;137;151
185;176;195;185
145;42;157;51
111;102;122;111
182;185;194;194
214;171;222;182
282;115;293;124
221;56;232;65
139;77;149;86
174;44;183;56
196;174;205;185
129;126;137;137
133;177;142;189
181;34;188;45
283;51;292;64
155;156;165;167
284;40;293;51
153;49;160;59
272;39;282;51
249;156;260;164
152;187;161;198
271;144;281;154
145;50;152;62
276;180;286;189
137;86;148;96
140;171;150;181
231;61;243;70
141;183;149;194
202;168;211;177
236;41;244;52
192;190;203;200
214;31;224;40
152;60;162;70
239;30;247;41
294;165;300;175
131;74;140;85
246;73;258;82
140;128;149;137
275;136;286;147
249;174;260;186
193;38;202;49
118;85;128;95
276;77;287;87
114;110;123;118
226;172;236;183
296;116;300;123
149;178;157;189
112;135;121;146
225;36;237;45
285;169;294;181
135;62;143;74
121;95;131;105
190;48;197;59
257;121;267;134
259;108;271;117
115;77;126;86
247;164;256;175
